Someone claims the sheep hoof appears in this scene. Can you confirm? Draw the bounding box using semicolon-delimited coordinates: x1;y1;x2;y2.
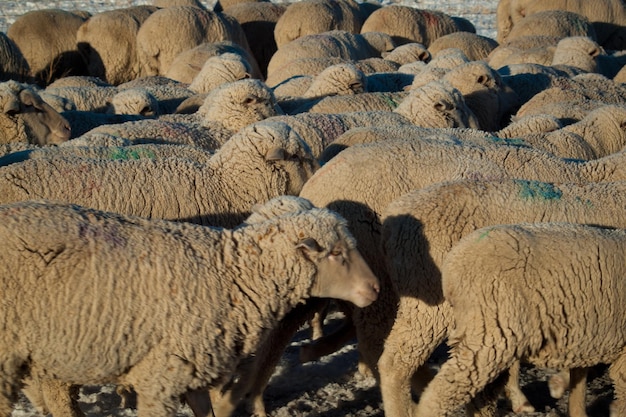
548;373;568;399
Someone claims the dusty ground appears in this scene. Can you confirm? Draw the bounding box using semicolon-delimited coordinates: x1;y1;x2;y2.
10;310;616;417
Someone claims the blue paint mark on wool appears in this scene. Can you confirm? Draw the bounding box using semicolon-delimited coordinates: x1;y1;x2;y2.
515;180;562;200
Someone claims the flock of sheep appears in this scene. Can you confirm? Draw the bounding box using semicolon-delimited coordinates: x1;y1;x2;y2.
0;0;626;416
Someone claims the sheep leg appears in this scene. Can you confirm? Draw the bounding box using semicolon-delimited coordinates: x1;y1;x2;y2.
185;387;215;417
124;350;196;417
504;360;535;413
548;368;570;399
413;332;514;417
567;367;588;417
376;305;444;417
299;318;356;363
211;299;327;417
609;352;626;417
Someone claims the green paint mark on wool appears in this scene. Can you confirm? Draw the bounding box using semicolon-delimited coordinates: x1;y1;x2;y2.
110;148;157;161
516;180;562;200
382;95;400;109
476;227;494;241
485;136;529;148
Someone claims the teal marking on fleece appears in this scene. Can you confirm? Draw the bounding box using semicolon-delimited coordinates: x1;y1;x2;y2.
109;147;157;160
515;180;562;200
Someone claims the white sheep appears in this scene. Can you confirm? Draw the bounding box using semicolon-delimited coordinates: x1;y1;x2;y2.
164;41;263;84
0;80;71;146
0;120;318;228
298;136;626;411
504;10;598;44
504;0;626;49
221;1;287;78
68;78;281;143
107;87;162;117
415;221;626;416
0;32;28;82
440;61;519;132
551;36;626;79
273;0;363;48
6;9;90;86
427;32;499;62
42;85;119;113
266;30;396;78
375;178;626;417
0;143;216;168
136;6;253;77
488;35;561;69
188;52;253;94
0;198;380;417
265;80;480;158
76;5;160;85
360;5;466;47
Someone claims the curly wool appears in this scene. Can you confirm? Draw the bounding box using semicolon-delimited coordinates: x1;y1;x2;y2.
0;200;354;416
0;120;318;228
374;179;626;417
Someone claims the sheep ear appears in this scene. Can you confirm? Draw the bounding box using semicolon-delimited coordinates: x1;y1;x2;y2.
476;74;491;86
2;97;20;114
419;51;431;62
266;147;286;161
296;237;323;253
588;46;601;58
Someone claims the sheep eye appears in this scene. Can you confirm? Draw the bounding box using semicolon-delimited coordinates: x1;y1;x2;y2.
243;96;258;105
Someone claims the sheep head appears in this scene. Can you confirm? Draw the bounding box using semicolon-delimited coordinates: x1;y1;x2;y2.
198;79;283;132
0;81;71;145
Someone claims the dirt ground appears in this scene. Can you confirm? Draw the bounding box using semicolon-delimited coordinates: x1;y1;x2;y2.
10;311;615;417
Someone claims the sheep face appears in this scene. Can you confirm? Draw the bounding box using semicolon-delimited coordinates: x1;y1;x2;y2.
0;84;71;145
199;79;283;132
298;234;380;308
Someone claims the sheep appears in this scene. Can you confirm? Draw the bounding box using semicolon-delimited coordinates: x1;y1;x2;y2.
504;10;598;44
505;0;626;49
47;75;113;89
372;179;626;417
107;87;162;117
153;0;208;7
115;82;196;115
440;60;519;132
188;52;253;94
360;6;468;47
275;62;368;113
42;85;119;113
427;32;499;62
514;72;626;121
266;80;480;158
297;135;626;374
266;30;396;78
165;41;263;84
136;6;253;77
67;78;281;142
221;2;287;78
0;32;28;82
0;142;216;168
76;6;160;85
0;119;318;228
298;91;409;114
381;43;431;66
551;36;626;79
488;35;561;69
0;80;71;146
415;221;626;417
0;198;380;417
273;0;363;48
6;9;90;86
